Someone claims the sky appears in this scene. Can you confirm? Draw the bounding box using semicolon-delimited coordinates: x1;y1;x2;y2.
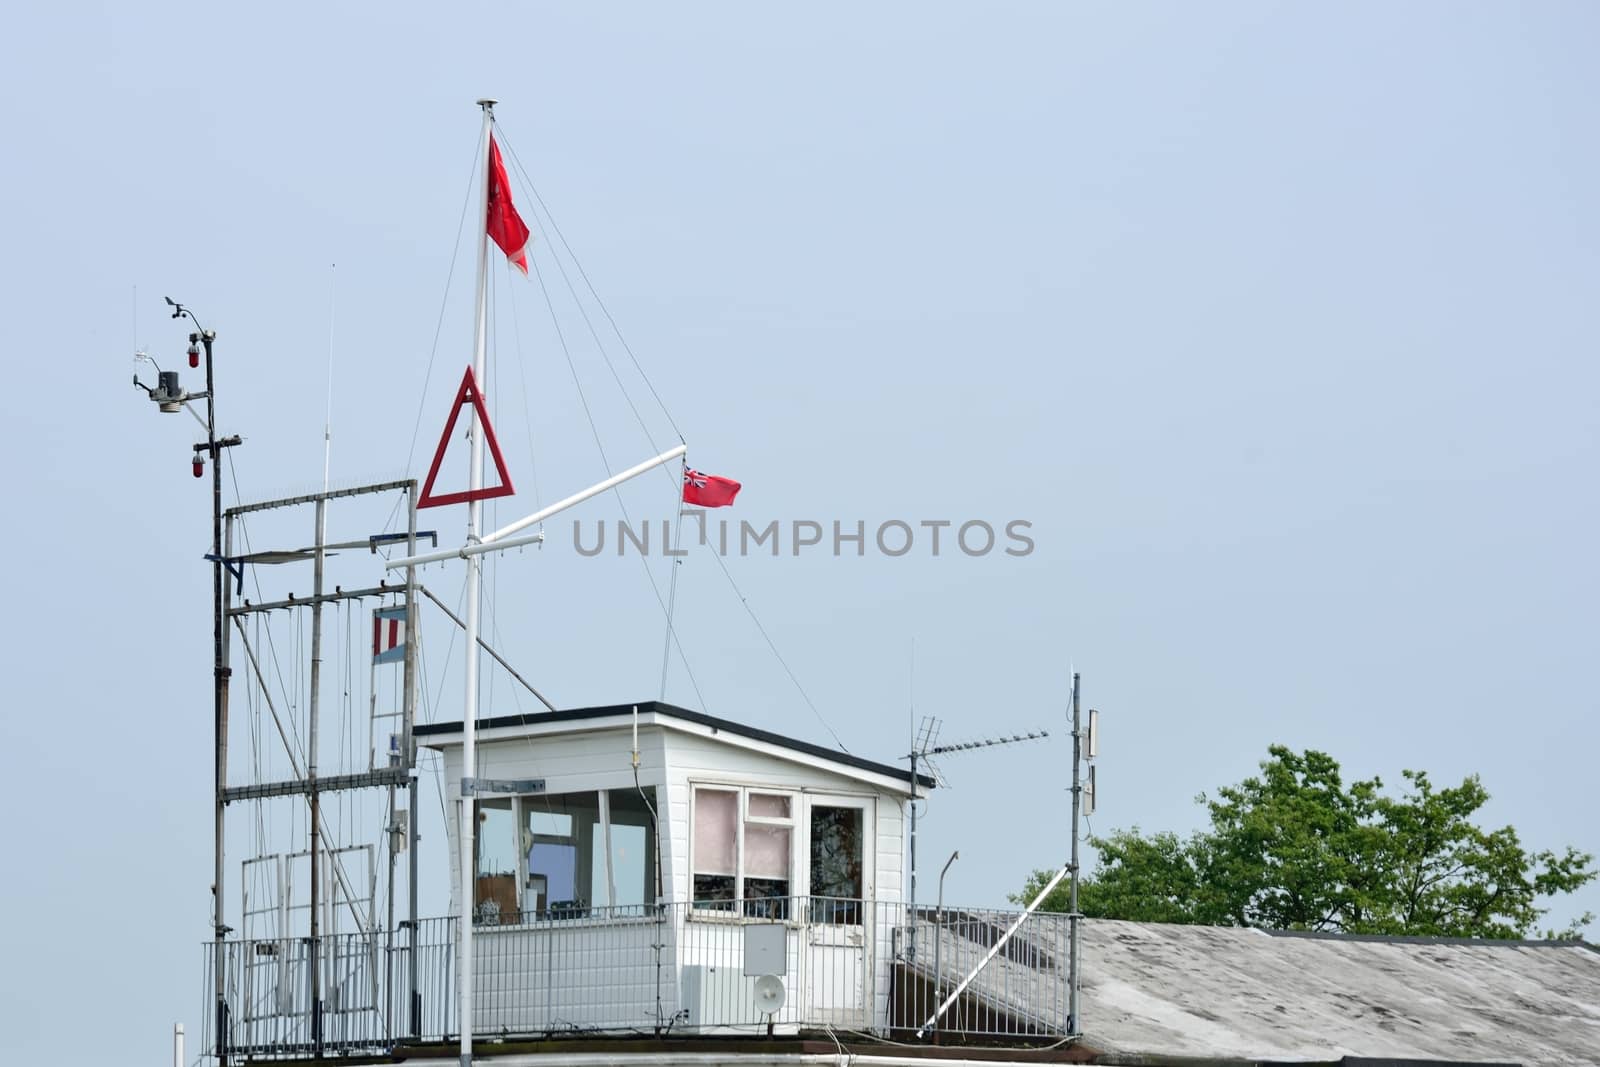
1;2;1598;1063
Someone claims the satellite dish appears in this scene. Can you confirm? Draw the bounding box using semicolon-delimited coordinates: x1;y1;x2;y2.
753;974;786;1015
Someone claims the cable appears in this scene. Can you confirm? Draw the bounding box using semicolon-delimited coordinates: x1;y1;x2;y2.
701;541;849;752
496;130;684;443
498;124;848;752
404;135;486;475
527;249;711;713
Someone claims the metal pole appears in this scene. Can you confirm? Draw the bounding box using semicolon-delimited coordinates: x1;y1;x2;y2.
915;862;1069;1038
385;776;396;1045
174;1022;185;1067
933;850;958;1035
205;329;232;1067
908;750;918;963
459;97;496;1067
404;486;422;1040
308;494;328;1054
416;585;557;711
387;444;688;570
1068;672;1081;1037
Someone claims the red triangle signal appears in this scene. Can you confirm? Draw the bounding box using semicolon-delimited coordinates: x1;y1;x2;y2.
418;365;516;509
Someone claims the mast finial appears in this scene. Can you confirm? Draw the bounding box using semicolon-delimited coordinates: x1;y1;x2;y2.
476;98;497;111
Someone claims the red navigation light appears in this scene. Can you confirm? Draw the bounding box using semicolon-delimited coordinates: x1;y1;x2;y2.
188;341;201;368
193;456;205;478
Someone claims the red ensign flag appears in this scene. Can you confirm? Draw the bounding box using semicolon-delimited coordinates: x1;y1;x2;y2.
683;468;741;508
487;136;530;275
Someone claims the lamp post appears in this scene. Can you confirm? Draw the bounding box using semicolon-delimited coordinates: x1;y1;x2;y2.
931;849;959;1034
134;299;242;1066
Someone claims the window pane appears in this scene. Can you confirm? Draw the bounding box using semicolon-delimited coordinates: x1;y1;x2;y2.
809;805;864;924
693;873;736;910
609;824;650;908
693;789;737;875
528;811;573;836
528;842;575;907
524;792;599;917
749;792;791;819
745;824;790;879
745;823;792;919
475;799;517;925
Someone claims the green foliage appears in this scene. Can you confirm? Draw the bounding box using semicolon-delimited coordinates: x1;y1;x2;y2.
1015;745;1596;940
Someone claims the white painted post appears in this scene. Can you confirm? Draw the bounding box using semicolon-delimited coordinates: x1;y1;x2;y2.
458;97;497;1067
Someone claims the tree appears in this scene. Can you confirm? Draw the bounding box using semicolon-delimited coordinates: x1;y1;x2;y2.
1014;745;1596;940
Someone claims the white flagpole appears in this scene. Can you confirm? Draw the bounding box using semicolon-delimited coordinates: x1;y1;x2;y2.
459;97;496;1067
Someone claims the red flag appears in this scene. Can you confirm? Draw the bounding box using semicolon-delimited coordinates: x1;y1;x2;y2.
487;136;530;275
683;468;741;508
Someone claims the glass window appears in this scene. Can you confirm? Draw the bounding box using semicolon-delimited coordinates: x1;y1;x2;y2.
748;792;791;819
809;805;864;925
691;786;796;917
606;788;657;910
693;788;738;910
474;788;659;922
743;823;792;919
474;799;518;925
524;792;600;918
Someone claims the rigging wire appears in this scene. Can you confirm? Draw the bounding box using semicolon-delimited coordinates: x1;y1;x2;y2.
497;129;684;444
498;125;846;750
699;539;848;752
526;247;710;713
505;249;544;514
404;134;487;475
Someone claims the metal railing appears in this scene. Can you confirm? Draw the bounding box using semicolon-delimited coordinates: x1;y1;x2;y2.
200;898;1070;1059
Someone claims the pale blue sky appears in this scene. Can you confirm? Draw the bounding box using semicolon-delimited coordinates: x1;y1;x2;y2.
1;2;1597;1062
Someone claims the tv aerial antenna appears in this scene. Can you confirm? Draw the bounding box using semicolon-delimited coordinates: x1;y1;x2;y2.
915;672;1103;1040
905;717;1047;961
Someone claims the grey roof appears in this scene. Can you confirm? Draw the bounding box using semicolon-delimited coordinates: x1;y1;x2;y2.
917;916;1600;1065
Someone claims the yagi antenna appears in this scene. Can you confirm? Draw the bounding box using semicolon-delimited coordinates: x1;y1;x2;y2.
924;730;1048;757
904;715;1048;962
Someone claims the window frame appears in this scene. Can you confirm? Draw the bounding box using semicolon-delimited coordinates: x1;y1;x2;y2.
473;786;660;925
689;784;800;916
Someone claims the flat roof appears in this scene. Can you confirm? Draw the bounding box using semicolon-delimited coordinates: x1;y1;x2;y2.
415;700;936;789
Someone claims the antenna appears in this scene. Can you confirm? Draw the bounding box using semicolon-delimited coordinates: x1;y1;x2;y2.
904;715;1047;961
1067;676;1104;1037
323;263;337;494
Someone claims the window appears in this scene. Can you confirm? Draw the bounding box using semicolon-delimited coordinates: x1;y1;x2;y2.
692;787;795;918
601;788;658;909
809;804;865;925
524;792;599;918
474;787;658;924
474;798;519;925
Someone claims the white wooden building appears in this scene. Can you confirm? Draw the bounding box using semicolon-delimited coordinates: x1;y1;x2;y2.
416;700;930;1036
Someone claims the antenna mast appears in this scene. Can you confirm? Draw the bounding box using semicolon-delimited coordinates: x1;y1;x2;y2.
905;719;1048;963
1068;673;1099;1037
131;298;242;1066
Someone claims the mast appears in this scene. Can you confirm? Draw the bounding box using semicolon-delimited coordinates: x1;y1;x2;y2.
1068;671;1081;1035
308;492;328;1054
458;96;496;1067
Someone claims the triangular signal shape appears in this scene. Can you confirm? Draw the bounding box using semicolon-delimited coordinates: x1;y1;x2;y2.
418;365;516;509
